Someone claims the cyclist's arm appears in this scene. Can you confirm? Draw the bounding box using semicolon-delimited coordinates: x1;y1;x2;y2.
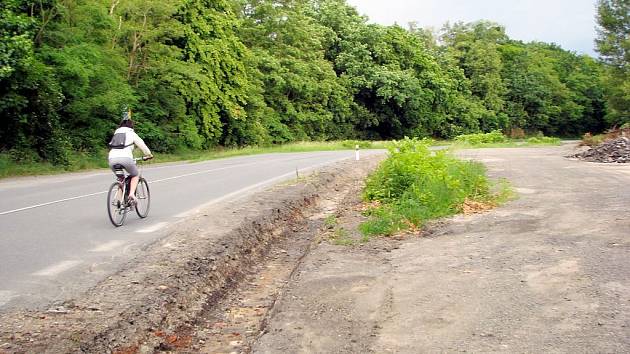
131;132;152;157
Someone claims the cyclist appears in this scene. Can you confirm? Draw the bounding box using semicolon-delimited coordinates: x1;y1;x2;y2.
108;109;153;205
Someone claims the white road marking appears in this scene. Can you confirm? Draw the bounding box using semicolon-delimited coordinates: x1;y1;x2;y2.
149;160;283;184
136;222;169;233
0;290;17;307
0;154;327;216
32;260;82;276
174;156;352;219
0;191;107;216
89;240;126;252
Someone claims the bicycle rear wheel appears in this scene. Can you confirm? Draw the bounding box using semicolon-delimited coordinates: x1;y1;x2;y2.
107;182;127;226
135;177;150;218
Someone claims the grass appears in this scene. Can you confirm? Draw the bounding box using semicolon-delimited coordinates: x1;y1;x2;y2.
324;214;338;229
450;131;562;149
0;150;110;178
450;139;562;149
158;140;388;163
0;140;388;179
492;178;516;205
454;130;508;145
330;227;355;246
451;139;563;149
359;137;513;237
525;136;562;145
0;131;563;180
581;133;606;146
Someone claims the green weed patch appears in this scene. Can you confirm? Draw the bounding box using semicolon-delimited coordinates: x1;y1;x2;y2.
454;130;508;145
360;138;506;237
526;136;562;145
452;130;562;148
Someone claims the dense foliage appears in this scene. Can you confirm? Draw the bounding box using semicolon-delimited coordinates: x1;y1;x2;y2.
0;0;621;165
596;0;629;125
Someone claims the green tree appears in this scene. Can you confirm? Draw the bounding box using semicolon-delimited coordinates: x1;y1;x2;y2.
314;0;465;139
0;0;69;164
595;0;630;124
237;0;354;142
42;0;135;151
500;41;606;135
176;0;250;147
441;21;508;131
0;0;615;167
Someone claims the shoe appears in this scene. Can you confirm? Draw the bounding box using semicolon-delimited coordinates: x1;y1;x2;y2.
128;196;137;206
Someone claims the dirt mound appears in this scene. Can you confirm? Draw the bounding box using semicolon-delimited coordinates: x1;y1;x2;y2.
571;137;630;163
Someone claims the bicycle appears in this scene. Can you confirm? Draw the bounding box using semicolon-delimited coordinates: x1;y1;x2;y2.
107;157;151;227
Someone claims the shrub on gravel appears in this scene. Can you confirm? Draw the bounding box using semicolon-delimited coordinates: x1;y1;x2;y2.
454;130;507;145
360;138;493;236
581;133;605;147
526;136;561;145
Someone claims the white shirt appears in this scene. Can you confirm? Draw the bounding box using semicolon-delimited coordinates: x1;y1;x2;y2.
108;127;151;160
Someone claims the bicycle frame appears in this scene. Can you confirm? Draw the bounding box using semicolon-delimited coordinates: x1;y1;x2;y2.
108;157;150;226
112;157;145;190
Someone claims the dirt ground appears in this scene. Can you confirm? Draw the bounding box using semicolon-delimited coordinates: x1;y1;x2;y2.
2;144;630;353
251;144;630;353
0;156;383;353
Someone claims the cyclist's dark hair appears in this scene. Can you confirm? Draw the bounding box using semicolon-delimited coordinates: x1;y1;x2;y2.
119;118;134;129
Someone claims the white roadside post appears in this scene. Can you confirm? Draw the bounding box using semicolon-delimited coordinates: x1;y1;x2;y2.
355;144;360;161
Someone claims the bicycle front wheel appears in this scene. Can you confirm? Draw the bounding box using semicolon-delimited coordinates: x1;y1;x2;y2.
135;177;150;218
107;182;127;227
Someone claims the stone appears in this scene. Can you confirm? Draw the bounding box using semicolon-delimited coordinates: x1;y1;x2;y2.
571;137;630;163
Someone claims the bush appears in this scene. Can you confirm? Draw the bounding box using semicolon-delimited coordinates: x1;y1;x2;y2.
454;130;507;145
360;137;492;236
581;132;605;147
341;140;372;149
526;136;561;145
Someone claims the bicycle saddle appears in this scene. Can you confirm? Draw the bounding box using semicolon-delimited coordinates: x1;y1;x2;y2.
112;164;125;176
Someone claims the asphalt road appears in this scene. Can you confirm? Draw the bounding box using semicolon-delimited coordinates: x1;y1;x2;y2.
0;150;378;312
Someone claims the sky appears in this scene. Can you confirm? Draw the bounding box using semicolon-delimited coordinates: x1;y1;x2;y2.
346;0;599;57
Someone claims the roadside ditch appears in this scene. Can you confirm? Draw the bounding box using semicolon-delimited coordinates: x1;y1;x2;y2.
0;155;383;353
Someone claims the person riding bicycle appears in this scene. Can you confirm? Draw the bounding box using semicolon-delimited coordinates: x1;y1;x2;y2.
108;109;153;205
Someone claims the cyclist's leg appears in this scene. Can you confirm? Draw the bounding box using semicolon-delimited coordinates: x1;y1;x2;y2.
116;159;140;201
128;176;139;203
108;159;127;202
109;157;138;200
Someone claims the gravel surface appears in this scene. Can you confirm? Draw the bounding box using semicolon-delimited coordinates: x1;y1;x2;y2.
254;144;630;353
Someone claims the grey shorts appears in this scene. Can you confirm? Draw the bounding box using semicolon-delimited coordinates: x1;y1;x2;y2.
109;157;138;177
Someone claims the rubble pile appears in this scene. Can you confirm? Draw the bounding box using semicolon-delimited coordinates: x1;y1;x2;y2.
572;137;630;163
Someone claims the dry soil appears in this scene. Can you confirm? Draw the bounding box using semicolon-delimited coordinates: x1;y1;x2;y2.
253;144;630;353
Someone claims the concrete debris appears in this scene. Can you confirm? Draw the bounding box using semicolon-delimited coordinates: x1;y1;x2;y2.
571;137;630;163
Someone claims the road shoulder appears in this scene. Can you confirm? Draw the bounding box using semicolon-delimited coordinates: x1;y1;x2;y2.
0;156;383;353
253;145;630;353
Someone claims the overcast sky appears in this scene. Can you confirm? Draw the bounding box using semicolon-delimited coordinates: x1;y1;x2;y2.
346;0;599;57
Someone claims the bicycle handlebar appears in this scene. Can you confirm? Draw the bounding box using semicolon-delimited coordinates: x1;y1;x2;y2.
134;156;153;162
